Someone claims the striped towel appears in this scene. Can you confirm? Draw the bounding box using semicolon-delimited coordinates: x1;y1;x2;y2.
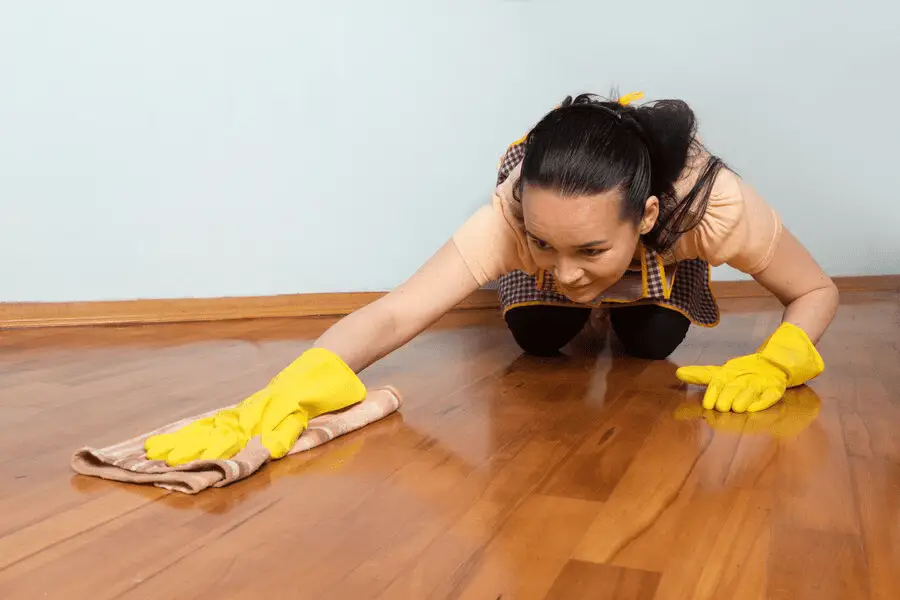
70;386;402;494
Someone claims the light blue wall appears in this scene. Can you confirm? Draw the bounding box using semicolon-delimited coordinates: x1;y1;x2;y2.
2;1;898;302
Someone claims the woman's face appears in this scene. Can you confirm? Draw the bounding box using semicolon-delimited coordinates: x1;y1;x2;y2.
521;184;659;303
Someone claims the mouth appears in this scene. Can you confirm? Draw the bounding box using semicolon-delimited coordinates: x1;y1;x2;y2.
560;280;594;291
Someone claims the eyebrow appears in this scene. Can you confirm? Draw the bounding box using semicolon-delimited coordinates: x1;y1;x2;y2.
525;231;608;248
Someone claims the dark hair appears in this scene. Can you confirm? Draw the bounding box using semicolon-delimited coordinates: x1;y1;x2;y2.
512;93;725;252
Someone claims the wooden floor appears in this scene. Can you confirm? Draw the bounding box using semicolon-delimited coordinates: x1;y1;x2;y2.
1;292;899;600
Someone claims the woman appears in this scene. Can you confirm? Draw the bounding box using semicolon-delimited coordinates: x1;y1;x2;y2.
146;92;839;466
316;92;837;406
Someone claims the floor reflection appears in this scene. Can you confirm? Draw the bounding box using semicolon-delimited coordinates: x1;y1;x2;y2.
674;385;822;438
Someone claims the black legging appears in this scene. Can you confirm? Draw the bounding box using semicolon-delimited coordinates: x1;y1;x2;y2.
504;304;690;360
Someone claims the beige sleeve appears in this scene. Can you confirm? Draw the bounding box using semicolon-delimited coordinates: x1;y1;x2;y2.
674;169;783;274
451;164;533;286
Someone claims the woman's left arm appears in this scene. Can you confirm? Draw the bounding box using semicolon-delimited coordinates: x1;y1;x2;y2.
751;226;839;344
676;228;838;412
674;173;839;413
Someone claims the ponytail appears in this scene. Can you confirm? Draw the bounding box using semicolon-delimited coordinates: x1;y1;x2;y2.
513;93;725;253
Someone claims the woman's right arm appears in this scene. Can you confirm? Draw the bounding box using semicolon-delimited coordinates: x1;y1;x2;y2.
312;238;483;373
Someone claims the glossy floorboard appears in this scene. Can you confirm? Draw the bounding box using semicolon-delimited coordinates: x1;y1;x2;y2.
1;292;898;600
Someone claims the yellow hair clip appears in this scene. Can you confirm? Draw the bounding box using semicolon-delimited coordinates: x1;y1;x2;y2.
618;91;645;106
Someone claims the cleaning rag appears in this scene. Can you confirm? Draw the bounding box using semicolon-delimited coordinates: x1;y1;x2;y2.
70;386;401;494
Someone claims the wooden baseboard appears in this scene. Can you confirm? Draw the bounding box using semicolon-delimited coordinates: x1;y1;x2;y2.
710;274;900;299
0;290;499;330
2;275;897;330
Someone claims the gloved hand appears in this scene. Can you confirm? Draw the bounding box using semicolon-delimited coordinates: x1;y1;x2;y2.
675;322;824;413
145;347;366;466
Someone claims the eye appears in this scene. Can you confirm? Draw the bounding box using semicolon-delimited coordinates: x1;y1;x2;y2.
581;248;607;257
529;237;552;251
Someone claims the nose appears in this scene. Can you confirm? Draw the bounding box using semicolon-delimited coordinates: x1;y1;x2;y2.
554;259;584;286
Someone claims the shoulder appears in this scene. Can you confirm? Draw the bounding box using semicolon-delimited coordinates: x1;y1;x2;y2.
451;149;534;285
674;151;784;274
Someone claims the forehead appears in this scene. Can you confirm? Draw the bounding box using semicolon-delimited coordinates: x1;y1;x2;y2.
521;185;626;241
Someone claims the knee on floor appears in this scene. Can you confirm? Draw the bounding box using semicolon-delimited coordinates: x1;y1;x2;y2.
503;306;590;357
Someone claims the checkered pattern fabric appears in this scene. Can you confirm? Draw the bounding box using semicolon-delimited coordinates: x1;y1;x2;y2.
498;269;571;310
493;137;721;327
665;258;720;325
499;260;719;326
497;141;526;186
645;253;665;298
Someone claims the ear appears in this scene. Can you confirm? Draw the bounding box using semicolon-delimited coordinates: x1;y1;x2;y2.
640;196;660;234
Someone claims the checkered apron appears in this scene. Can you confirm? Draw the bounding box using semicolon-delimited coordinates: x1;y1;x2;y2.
495;137;720;327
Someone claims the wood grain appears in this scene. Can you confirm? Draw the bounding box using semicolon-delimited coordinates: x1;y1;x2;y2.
851;457;900;600
767;527;869;600
544;560;661;600
0;288;501;329
0;290;898;599
3;274;898;329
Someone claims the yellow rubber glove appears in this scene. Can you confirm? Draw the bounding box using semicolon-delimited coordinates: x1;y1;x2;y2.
144;347;366;466
675;322;824;413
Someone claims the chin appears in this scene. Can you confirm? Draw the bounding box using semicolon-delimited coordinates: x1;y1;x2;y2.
565;292;596;304
559;284;601;303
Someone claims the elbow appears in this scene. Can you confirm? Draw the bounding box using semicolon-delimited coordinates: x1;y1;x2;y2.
809;276;840;326
824;276;840;312
817;272;839;301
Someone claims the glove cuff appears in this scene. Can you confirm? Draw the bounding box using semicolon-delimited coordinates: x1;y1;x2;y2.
268;347;367;415
270;347;359;384
757;322;824;387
